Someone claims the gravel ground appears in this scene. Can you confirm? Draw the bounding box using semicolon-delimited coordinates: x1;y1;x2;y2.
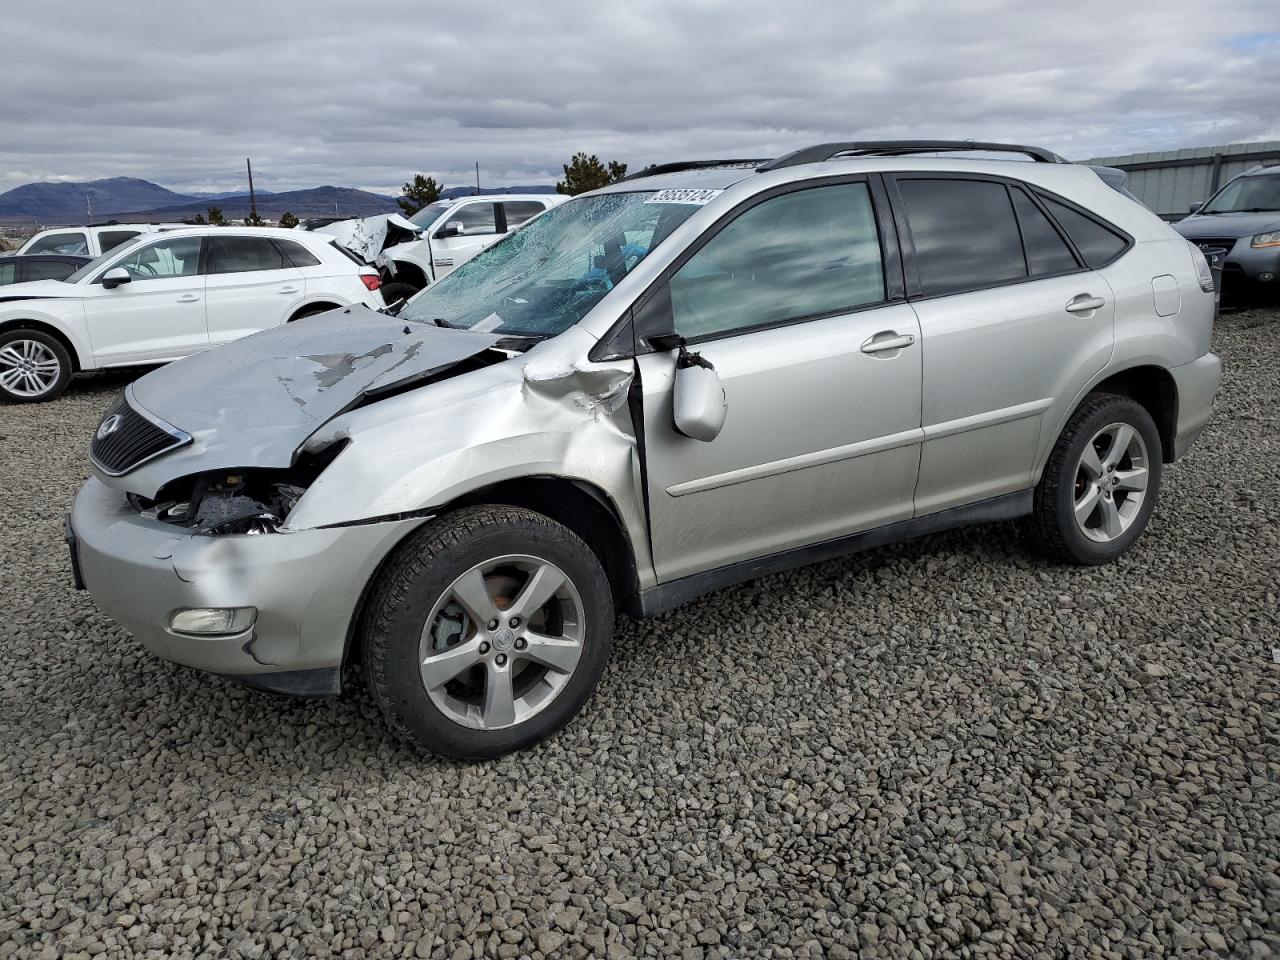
1;307;1278;960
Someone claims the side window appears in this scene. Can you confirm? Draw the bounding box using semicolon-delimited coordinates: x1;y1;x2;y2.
1010;188;1079;276
1036;195;1129;267
109;237;202;280
27;232;89;256
668;182;885;339
275;239;321;267
446;202;498;235
0;261;15;285
898;178;1025;296
24;259;79;282
98;230;140;254
205;236;291;274
502;201;547;230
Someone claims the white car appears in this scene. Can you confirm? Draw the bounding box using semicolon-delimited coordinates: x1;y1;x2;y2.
0;227;384;402
12;222;183;258
376;194;567;296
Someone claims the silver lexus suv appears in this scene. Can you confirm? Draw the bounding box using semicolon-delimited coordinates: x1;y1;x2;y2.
69;141;1222;758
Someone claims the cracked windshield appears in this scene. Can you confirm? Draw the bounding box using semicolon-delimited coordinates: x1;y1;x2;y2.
399;191;702;338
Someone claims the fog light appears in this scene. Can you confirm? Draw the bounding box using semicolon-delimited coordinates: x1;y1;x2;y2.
169;607;257;636
1260;272;1275;282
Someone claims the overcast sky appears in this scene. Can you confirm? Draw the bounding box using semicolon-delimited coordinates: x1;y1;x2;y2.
2;1;1278;195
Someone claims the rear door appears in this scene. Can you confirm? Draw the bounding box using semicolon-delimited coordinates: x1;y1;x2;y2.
891;175;1117;516
635;178;923;582
202;235;305;345
81;236;208;365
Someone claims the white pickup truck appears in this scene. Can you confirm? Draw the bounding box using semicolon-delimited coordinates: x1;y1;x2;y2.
12;223;182;258
311;194;567;301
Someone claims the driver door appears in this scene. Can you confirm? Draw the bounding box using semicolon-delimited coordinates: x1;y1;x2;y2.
431;201;501;279
634;180;923;583
82;236;209;366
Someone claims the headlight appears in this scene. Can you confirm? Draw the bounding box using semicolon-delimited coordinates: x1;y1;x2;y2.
169;607;257;636
1252;231;1280;249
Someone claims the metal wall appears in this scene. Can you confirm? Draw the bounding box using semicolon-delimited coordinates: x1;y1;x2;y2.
1088;141;1280;220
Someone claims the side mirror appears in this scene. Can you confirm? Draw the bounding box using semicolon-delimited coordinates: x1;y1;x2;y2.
101;267;132;289
437;221;466;238
1189;202;1204;214
669;344;727;442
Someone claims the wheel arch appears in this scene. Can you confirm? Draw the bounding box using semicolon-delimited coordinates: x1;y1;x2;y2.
287;300;341;322
1083;365;1178;463
0;317;82;371
341;474;641;675
386;259;428;290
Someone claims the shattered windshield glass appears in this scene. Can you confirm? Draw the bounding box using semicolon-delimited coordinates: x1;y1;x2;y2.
399;192;702;338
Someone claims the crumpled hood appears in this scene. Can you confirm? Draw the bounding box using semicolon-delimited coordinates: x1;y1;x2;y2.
110;305;501;496
1174;211;1280;239
0;278;80;303
310;213;424;262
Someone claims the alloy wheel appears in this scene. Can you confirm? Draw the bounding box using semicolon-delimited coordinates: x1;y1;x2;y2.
1072;422;1150;543
418;554;586;730
0;339;61;397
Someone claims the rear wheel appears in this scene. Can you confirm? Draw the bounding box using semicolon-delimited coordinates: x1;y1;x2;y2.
1028;393;1162;564
379;281;420;305
362;505;614;759
0;328;72;403
289;304;337;322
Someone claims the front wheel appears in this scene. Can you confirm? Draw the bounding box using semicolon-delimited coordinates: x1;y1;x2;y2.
362;506;614;759
1028;393;1163;565
0;328;72;403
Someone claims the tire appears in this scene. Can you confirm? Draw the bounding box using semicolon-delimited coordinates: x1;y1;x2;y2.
379;281;420;305
0;327;72;403
362;505;614;759
1028;393;1163;565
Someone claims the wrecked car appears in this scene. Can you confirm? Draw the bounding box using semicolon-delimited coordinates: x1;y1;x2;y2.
70;140;1221;759
310;195;566;303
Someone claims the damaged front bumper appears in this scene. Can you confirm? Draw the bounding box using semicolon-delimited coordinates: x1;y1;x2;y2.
70;477;427;694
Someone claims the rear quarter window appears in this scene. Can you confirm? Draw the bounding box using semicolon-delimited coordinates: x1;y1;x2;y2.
275;239;322;267
1037;195;1130;267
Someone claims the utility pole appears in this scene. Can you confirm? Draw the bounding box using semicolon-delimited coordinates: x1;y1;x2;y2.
475;161;480;195
246;158;259;222
86;192;93;225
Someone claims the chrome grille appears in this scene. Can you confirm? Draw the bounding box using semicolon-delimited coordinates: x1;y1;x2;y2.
89;394;191;476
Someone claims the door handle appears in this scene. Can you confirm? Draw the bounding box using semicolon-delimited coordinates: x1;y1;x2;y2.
1065;294;1105;314
860;332;916;354
176;294;200;303
277;286;299;295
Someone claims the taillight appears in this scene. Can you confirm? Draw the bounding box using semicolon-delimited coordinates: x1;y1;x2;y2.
360;273;381;292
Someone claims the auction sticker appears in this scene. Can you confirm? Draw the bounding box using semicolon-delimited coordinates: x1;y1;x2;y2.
645;188;723;205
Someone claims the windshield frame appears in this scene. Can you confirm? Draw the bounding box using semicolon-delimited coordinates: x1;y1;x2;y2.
407;201;455;230
1201;172;1280;214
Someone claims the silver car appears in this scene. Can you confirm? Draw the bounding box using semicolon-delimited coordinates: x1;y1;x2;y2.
69;141;1222;758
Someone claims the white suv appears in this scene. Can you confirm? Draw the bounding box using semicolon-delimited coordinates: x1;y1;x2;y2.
14;223;182;258
0;227;384;402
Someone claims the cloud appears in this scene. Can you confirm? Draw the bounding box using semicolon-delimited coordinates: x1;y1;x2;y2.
2;0;1278;194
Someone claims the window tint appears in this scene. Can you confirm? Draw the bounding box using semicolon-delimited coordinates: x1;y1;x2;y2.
445;202;498;235
0;261;15;285
24;259;79;282
110;236;202;280
503;201;547;230
898;178;1025;296
1010;188;1078;276
1037;195;1129;267
27;232;89;256
669;183;885;339
205;236;291;274
276;238;321;267
98;230;140;253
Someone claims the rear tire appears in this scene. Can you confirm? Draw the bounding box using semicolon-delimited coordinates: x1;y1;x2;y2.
379;281;420;305
289;304;337;322
1028;393;1163;565
362;505;614;759
0;328;72;403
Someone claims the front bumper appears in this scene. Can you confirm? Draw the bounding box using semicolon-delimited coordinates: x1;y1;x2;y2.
1169;353;1222;460
1191;239;1280;285
70;477;425;691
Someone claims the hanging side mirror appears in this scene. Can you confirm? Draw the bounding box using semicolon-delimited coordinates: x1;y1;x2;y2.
652;335;727;442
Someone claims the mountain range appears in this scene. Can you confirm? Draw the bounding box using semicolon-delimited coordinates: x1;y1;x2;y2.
0;176;557;225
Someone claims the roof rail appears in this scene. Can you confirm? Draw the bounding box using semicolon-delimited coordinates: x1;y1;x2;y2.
758;140;1067;172
619;159;772;183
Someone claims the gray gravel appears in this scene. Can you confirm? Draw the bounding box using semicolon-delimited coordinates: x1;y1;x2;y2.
2;307;1278;960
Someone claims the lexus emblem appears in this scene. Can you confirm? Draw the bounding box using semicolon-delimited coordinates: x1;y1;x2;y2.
96;414;123;440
